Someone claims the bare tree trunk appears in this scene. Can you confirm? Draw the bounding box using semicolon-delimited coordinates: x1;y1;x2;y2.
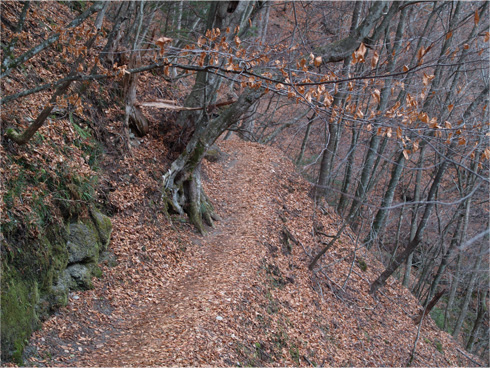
370;83;489;293
122;1;157;140
315;1;361;200
259;1;270;43
176;1;184;31
390;197;406;266
364;150;406;249
413;247;438;300
466;289;488;352
403;147;426;287
370;155;449;294
413;288;447;325
452;243;484;339
444;254;462;331
424;200;468;306
102;2;130;65
296;116;314;165
239;101;258;141
347;5;406;223
162;88;265;233
336;125;359;216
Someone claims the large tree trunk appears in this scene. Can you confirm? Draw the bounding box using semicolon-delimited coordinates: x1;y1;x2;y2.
162;88;265;233
176;1;260;130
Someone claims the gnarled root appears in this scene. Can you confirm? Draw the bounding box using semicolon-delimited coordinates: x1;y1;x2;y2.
162;163;220;234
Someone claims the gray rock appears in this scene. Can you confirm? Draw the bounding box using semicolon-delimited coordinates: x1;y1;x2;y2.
65;264;93;290
90;210;112;251
48;272;70;309
66;223;99;264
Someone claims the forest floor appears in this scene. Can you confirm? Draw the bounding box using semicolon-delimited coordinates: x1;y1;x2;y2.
2;2;485;366
22;133;482;367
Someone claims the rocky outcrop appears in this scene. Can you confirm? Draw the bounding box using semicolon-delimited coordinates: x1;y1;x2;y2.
1;210;113;363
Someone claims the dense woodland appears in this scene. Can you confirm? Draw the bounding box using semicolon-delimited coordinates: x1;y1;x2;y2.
1;1;489;366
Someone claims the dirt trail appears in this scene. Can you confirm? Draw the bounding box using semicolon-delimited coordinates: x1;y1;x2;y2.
24;137;476;367
78;139;281;366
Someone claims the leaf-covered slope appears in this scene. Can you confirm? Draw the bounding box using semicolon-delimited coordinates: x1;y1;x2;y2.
23;137;480;367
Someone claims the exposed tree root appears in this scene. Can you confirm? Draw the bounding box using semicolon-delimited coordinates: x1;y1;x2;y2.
161;88;265;233
162;163;220;234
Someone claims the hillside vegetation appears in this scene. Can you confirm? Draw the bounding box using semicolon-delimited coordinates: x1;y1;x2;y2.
1;1;488;366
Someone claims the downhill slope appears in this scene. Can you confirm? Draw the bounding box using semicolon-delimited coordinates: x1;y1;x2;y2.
23;137;478;367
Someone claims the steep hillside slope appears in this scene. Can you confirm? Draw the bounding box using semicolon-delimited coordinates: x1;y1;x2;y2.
22;137;480;367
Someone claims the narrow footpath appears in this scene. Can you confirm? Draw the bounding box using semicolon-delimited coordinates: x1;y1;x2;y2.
24;138;476;367
77;139;287;366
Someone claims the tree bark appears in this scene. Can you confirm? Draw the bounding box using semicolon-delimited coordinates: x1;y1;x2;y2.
320;1;390;63
413;288;447;325
347;5;407;224
162;88;265;233
176;1;262;130
466;289;488;352
337;124;359;215
424;200;468;306
364;150;406;249
452;242;484;339
444;254;462;331
370;155;449;294
296;116;314;165
315;2;361;199
370;83;489;293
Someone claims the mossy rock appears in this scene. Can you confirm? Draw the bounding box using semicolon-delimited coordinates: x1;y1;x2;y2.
65;264;94;290
90;209;112;251
1;214;111;363
100;250;118;268
66;223;100;264
38;271;71;318
1;263;41;364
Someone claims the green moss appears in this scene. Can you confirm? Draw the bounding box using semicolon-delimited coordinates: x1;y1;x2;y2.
188;140;206;171
430;307;446;330
90;209;112;250
67;222;100;264
1;117;109;363
204;147;221;162
1;263;40;364
289;345;300;365
356;258;368;272
87;263;103;278
434;339;443;353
